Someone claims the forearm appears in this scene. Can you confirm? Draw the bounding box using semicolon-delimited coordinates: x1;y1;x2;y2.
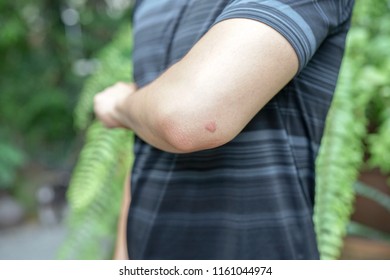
115;79;187;153
96;18;298;154
94;80;192;153
115;61;225;153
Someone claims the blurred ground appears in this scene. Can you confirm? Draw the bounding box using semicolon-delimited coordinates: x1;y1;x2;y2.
0;222;66;260
2;223;390;260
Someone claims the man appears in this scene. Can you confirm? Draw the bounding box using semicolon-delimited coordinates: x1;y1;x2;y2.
94;0;355;259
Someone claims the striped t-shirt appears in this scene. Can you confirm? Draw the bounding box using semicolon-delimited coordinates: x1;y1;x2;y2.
127;0;354;259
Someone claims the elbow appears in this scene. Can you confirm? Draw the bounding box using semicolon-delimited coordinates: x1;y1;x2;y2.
164;126;198;153
156;108;225;153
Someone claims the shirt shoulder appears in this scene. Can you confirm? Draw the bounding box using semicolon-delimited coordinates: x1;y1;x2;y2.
213;0;355;72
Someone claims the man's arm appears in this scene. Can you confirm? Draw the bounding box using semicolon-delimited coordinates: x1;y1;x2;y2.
94;18;298;153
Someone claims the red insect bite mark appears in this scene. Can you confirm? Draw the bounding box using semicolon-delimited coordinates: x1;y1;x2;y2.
205;121;217;133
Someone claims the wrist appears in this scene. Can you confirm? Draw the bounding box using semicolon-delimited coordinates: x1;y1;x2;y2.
111;82;137;128
114;88;138;130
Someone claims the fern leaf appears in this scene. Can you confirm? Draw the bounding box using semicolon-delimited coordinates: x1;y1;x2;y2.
367;93;390;174
314;57;372;259
59;23;134;259
58;121;133;259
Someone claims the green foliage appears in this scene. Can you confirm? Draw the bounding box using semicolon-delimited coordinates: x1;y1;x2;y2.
0;0;132;192
363;0;390;173
368;92;390;172
314;59;370;259
58;122;133;259
0;139;26;188
314;0;390;259
59;24;134;259
75;24;133;130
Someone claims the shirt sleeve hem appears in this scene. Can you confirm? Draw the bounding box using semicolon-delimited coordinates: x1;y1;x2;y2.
212;4;315;74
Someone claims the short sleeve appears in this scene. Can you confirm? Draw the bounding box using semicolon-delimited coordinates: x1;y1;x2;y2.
213;0;355;73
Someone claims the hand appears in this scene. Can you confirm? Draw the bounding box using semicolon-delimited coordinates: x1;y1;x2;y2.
94;82;137;128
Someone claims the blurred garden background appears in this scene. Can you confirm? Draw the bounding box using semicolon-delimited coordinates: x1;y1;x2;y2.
0;0;390;260
0;0;134;259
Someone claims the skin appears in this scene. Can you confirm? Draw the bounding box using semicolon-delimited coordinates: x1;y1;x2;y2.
205;121;217;133
95;18;299;258
113;172;130;260
94;18;298;154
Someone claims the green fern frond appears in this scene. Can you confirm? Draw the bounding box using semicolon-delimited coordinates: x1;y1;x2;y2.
313;0;390;257
67;122;132;213
59;23;134;259
314;57;372;260
58;121;133;259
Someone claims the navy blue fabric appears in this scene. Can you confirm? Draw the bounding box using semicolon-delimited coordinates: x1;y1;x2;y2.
127;0;354;259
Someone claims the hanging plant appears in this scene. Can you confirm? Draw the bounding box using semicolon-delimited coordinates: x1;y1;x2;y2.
58;24;134;259
314;0;390;259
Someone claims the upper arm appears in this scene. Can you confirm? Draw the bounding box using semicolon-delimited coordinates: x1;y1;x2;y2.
149;18;298;152
136;0;352;153
186;18;299;139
